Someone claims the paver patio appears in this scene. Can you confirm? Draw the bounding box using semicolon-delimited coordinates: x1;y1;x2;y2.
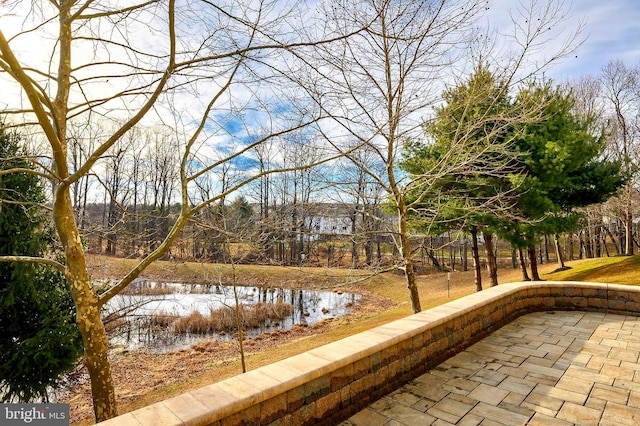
341;310;640;425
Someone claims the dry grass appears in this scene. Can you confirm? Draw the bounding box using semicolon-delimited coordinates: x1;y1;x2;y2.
86;254;373;290
173;311;209;334
149;311;179;328
153;302;295;334
120;285;174;295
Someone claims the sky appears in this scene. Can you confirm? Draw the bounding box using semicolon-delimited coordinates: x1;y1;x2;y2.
0;0;638;153
1;0;638;106
0;0;637;205
528;0;640;81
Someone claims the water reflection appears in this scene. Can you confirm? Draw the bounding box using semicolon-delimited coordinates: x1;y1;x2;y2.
103;281;361;352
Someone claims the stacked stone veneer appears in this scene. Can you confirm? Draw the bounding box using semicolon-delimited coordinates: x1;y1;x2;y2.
97;281;640;426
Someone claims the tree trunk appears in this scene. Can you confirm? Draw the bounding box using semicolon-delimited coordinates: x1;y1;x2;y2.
584;224;594;258
54;187;117;422
527;237;542;280
594;223;602;258
625;206;634;255
449;235;455;271
404;256;421;313
603;226;621;256
518;247;530;281
470;227;482;292
365;240;373;266
538;242;544;264
462;239;468;272
351;238;358;268
554;234;566;269
350;208;358;269
544;235;550;262
483;231;498;287
398;207;421;313
427;248;443;272
568;232;574;261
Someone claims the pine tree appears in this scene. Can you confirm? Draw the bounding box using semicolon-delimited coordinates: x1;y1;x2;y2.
509;84;625;277
402;66;519;288
0;124;83;402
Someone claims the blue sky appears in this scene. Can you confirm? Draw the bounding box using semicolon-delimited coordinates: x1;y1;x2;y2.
541;0;640;81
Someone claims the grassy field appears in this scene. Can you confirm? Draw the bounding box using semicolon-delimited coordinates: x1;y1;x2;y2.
72;254;640;424
540;255;640;285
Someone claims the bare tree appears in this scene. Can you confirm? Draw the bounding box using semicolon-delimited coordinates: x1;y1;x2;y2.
67;120;99;231
327;150;388;269
301;0;582;312
102;131;134;256
123;126;146;257
0;0;362;420
600;60;640;255
143;126;180;253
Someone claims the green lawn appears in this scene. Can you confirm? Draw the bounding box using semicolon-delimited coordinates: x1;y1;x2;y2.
541;255;640;285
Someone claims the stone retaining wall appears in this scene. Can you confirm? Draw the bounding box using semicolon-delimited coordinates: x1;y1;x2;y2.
97;281;640;426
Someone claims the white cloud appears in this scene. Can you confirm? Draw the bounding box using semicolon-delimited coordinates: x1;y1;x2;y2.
1;0;637;153
543;0;640;80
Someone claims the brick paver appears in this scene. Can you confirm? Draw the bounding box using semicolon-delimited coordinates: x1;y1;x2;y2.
341;311;640;425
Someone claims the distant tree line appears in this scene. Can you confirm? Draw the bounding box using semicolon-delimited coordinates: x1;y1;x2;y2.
67;66;635;290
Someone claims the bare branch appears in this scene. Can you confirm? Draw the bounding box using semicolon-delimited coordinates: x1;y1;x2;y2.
0;255;66;272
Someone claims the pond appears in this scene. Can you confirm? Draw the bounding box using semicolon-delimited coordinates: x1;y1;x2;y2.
103;280;361;352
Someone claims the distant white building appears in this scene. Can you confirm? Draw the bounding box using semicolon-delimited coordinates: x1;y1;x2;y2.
304;215;353;240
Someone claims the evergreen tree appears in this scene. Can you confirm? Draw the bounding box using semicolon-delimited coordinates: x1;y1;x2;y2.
0;125;83;402
515;84;623;212
402;66;520;288
403;75;625;284
507;84;625;277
